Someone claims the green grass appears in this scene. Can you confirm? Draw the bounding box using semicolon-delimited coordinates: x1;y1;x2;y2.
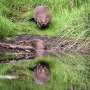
0;54;89;90
0;16;17;39
0;0;90;39
0;0;90;90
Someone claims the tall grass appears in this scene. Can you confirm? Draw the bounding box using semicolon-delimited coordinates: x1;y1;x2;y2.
0;55;89;90
0;16;17;39
0;0;90;90
0;0;90;38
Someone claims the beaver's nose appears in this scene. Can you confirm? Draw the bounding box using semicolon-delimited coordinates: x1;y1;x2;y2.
42;23;46;26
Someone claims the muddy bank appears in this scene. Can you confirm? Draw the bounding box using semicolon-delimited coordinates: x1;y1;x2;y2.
0;35;90;63
14;35;90;54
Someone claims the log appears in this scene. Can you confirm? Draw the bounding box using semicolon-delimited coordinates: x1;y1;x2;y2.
0;42;35;52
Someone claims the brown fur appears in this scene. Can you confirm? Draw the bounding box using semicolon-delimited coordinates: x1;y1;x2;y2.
34;5;52;28
33;63;50;85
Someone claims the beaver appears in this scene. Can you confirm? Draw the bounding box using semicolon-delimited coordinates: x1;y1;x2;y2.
33;62;50;85
33;5;52;28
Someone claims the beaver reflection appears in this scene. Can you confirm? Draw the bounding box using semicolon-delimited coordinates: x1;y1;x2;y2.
33;62;51;85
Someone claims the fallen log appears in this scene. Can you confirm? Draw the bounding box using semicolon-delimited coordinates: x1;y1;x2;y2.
0;42;35;52
0;42;37;63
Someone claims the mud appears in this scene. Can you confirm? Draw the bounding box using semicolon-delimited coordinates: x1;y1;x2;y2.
0;35;90;63
14;35;90;54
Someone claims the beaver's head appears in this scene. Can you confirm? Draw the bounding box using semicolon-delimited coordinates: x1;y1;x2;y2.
34;6;51;28
33;62;50;85
37;13;50;28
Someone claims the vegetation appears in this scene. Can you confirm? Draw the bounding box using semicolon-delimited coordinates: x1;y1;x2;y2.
0;0;90;39
0;0;90;90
